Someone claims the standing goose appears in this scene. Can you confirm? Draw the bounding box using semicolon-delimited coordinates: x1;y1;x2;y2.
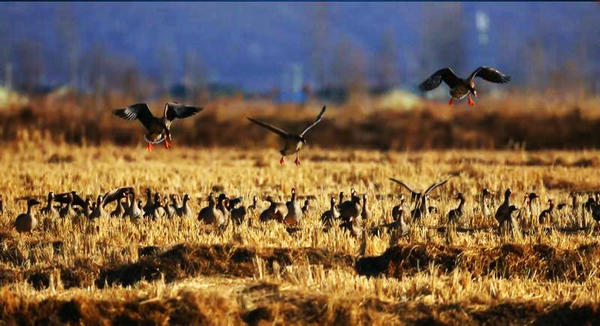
389;178;449;222
143;188;154;216
259;196;288;223
89;195;105;220
321;197;340;229
419;66;511;106
230;197;247;225
285;188;303;226
58;194;73;218
198;193;223;226
339;189;362;223
495;189;512;228
176;194;191;217
392;194;406;222
361;194;371;221
447;193;465;225
40;192;57;216
247;105;326;165
15;198;41;233
539;199;554;225
480;188;493;219
113;102;203;152
110;198;123;218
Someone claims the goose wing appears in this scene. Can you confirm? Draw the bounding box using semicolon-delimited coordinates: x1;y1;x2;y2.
102;187;135;207
424;179;450;196
299;105;326;137
247;117;290;138
419;68;461;91
468;66;511;84
389;178;419;196
113;103;156;131
164;102;203;122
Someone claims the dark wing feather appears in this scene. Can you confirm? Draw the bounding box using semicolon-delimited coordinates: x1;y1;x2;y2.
299;105;327;137
164;102;203;122
113;103;156;131
71;192;87;208
468;66;511;84
389;178;419;196
419;68;461;91
424;179;449;196
102;187;135;207
53;192;71;204
247;117;290;138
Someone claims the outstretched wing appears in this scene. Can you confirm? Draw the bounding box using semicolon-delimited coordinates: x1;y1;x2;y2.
419;68;461;91
389;178;419;195
299;105;326;137
164;102;203;122
424;179;450;196
468;66;511;84
113;103;156;131
102;187;135;207
247;117;289;138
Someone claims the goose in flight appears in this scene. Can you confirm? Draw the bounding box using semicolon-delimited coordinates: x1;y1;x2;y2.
419;66;510;106
247;105;326;165
113;102;203;152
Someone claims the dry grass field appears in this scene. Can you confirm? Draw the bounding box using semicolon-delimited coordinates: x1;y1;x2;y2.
2;137;600;325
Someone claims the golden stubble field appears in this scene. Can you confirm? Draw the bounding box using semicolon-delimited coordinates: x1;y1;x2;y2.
2;140;600;325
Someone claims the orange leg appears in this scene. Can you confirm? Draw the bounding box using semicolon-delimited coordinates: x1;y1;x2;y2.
146;142;154;152
448;98;454;106
280;156;285;165
295;154;300;166
164;139;171;149
468;94;474;106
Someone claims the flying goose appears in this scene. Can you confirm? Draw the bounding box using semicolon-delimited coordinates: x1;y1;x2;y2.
419;66;511;106
389;178;449;221
113;102;203;152
15;198;41;233
247;105;326;165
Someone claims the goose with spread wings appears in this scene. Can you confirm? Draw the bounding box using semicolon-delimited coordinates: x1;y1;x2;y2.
113;102;203;152
419;66;510;106
247;105;326;166
389;178;450;221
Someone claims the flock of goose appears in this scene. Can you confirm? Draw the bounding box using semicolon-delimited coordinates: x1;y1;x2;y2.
10;179;600;237
9;65;556;238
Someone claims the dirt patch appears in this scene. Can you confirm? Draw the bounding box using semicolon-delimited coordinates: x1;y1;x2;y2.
97;244;355;288
356;242;600;281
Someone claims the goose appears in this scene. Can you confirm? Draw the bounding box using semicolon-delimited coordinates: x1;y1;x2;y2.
388;208;410;236
176;194;191;217
361;194;371;221
338;189;361;222
231;198;247;225
124;193;143;220
113;102;203;152
285;188;303;226
198;193;227;227
392;194;406;222
143;188;154;216
151;193;167;219
216;193;230;218
447;193;465;225
110;198;123;218
480;188;492;218
15;198;41;233
340;216;363;238
247;105;326;165
301;198;311;216
419;66;511;106
40;192;57;216
55;191;87;211
247;196;258;215
495;189;512;228
259;196;288;223
89;195;105;220
321;197;340;229
389;178;450;215
539;199;554;225
58;194;74;218
167;195;179;218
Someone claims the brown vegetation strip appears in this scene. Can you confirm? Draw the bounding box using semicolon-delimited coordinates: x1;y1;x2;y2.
1;287;599;325
356;242;600;281
5;106;600;150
